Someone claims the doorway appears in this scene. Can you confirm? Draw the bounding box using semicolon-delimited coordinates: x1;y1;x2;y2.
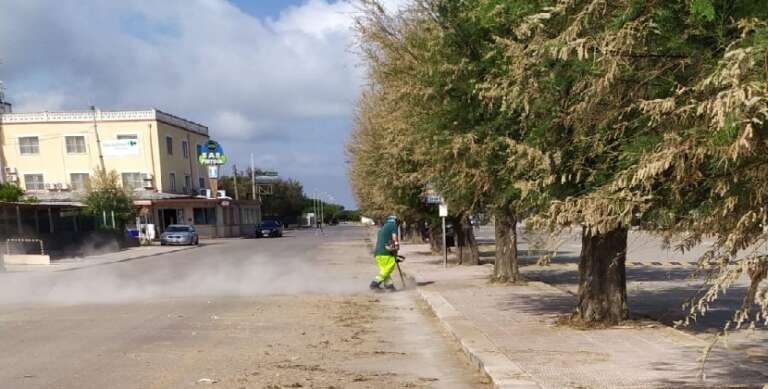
160;208;183;231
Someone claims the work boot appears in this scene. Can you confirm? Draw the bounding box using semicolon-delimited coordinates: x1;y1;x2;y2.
369;280;381;291
383;284;396;292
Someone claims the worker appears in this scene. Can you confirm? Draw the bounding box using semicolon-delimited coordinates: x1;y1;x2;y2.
370;215;402;292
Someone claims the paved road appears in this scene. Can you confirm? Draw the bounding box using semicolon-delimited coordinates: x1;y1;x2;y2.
0;226;486;388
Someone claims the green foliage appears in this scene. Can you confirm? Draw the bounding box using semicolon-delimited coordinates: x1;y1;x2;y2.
261;179;306;225
84;168;135;229
0;183;23;202
219;169;311;225
690;0;716;21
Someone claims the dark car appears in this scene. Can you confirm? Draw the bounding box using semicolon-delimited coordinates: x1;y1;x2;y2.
255;220;283;238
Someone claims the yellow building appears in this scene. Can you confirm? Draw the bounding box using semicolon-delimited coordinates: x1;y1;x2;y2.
0;108;260;238
0;108;210;194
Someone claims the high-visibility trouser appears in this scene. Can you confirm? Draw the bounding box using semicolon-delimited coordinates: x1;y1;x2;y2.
374;255;396;285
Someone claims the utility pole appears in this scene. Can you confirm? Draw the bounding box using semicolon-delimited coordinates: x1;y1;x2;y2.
0;81;10;185
232;164;239;200
313;195;318;228
250;153;256;201
91;106;106;171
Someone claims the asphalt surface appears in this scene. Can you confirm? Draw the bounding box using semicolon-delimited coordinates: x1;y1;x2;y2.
0;226;486;388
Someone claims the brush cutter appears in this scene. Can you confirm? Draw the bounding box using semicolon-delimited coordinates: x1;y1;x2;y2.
395;255;407;288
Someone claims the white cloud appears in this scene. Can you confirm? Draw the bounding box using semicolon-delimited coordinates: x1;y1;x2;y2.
0;0;411;207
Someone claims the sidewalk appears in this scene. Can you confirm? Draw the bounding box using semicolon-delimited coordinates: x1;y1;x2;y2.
400;243;768;388
2;243;202;273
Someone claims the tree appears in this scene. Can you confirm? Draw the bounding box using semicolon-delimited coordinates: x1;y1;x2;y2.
611;4;768;330
353;0;549;275
484;0;768;324
220;169;308;225
353;0;768;329
0;182;23;202
261;179;307;225
84;167;135;229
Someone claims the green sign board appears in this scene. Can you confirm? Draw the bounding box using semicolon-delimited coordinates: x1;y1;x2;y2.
198;140;226;166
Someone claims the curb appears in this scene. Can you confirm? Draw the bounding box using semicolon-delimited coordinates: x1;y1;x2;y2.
413;281;541;389
56;245;199;272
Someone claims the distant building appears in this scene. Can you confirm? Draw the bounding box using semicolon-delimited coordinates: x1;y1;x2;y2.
0;108;209;193
0;108;260;238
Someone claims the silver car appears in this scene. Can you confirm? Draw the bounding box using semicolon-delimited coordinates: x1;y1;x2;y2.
160;224;199;246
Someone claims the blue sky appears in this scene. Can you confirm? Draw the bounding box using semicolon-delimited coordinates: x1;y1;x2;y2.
0;0;406;208
231;0;305;18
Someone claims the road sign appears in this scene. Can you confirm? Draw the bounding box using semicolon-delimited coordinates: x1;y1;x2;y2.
198;140;226;166
426;195;444;204
207;165;219;179
103;139;140;157
439;203;448;217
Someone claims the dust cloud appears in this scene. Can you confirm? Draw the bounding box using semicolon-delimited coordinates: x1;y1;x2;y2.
0;232;370;305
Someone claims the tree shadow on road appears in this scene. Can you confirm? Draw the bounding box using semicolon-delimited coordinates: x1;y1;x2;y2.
489;279;768;387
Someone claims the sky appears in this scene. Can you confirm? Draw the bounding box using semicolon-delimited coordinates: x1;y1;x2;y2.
0;0;406;208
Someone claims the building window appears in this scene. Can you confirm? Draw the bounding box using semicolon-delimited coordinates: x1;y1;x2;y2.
19;136;40;155
121;172;145;190
117;134;138;140
166;136;173;155
196;144;203;157
24;174;45;190
65;136;86;153
184;175;191;192
182;140;189;159
169;172;177;192
193;208;217;225
199;176;206;189
70;173;90;191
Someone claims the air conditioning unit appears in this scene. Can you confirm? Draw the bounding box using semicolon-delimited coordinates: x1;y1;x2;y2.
199;188;212;198
6;175;17;182
142;174;154;189
217;190;226;198
4;167;17;175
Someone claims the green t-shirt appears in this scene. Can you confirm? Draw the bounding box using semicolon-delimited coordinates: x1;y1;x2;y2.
374;221;397;256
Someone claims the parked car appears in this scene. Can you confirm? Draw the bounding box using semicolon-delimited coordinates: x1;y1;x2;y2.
255;220;283;238
160;224;199;246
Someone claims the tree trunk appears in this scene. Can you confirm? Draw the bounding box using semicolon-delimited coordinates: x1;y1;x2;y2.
401;222;418;243
457;215;480;265
575;226;629;325
493;210;519;282
428;223;442;254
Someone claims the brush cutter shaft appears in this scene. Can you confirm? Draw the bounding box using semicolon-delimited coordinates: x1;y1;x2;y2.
395;261;406;288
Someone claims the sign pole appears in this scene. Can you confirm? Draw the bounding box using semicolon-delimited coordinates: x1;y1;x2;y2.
210;173;218;198
442;216;447;268
439;202;448;268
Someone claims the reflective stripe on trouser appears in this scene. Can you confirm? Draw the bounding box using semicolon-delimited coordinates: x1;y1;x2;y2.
374;255;396;284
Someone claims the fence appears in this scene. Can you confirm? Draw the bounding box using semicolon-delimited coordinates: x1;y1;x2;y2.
4;238;45;255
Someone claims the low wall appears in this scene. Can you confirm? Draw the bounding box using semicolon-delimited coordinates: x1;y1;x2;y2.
4;254;51;265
